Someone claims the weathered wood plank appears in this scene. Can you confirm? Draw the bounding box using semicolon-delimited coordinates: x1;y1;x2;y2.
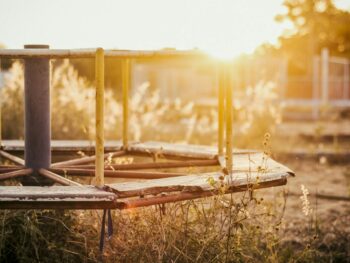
118;178;288;209
104;152;294;198
106;170;293;198
0;185;115;200
129;141;257;159
0;201;117;210
0;177;288;210
1;140;124;152
218;153;294;174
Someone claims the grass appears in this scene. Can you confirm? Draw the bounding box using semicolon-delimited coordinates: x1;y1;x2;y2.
1;186;348;262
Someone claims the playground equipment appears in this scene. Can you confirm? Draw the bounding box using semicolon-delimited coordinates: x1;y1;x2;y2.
0;46;294;210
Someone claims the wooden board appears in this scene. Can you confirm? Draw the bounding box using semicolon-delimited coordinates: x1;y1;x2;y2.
219;152;294;173
1;140;257;158
1;140;123;152
0;142;294;210
0;186;117;209
107;171;293;198
129;141;257;159
0;185;115;200
106;152;294;198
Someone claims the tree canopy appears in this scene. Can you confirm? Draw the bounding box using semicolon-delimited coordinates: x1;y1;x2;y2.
258;0;350;75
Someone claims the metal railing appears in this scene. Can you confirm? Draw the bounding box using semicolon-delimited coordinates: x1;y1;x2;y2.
0;47;234;185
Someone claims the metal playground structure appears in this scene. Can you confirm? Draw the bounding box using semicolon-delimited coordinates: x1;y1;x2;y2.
0;46;294;211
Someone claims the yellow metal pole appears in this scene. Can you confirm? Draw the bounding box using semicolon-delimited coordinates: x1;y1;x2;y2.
95;48;105;186
122;59;130;149
0;59;2;146
0;90;2;147
225;62;233;178
218;62;225;156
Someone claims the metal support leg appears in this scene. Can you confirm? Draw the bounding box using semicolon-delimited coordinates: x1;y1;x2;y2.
218;62;225;156
23;44;51;185
95;48;105;186
122;59;130;149
225;63;233;179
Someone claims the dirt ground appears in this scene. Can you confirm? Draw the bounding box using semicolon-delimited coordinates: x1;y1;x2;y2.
257;157;350;255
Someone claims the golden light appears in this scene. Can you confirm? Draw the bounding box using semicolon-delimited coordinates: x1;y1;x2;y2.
203;45;241;62
0;0;286;55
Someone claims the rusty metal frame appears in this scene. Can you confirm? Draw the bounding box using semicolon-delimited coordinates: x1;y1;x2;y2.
0;47;293;210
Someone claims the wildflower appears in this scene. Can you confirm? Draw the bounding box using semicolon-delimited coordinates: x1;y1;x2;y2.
300;184;313;216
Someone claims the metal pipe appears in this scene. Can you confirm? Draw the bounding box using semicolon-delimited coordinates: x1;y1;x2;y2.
58;159;219;170
95;48;105;186
51;150;125;168
38;169;81;186
122;59;130;149
0;168;33;181
23;44;51;185
0;93;1;147
218;62;225;155
49;168;186;179
0;49;206;59
225;63;233;178
0;150;25;165
0;168;22;173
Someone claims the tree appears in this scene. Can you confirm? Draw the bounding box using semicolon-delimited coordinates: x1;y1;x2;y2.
272;0;350;75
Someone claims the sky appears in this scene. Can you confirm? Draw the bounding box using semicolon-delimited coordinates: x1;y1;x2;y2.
0;0;349;58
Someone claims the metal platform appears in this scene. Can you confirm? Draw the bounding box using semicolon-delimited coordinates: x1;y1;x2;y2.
0;140;294;210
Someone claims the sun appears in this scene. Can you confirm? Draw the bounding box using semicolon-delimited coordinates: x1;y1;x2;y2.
204;47;239;61
202;41;250;61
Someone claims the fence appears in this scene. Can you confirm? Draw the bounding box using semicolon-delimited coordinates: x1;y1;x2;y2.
283;48;350;119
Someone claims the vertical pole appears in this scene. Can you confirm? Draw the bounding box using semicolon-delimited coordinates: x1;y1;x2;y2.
312;56;320;119
122;59;130;149
0;86;1;147
225;62;233;178
321;48;329;104
23;45;51;184
344;61;349;100
0;58;2;146
95;48;105;186
218;62;225;156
